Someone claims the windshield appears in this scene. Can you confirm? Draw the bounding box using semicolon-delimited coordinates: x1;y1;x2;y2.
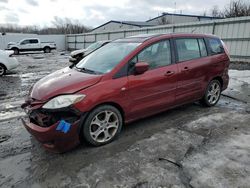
86;42;102;51
76;42;140;74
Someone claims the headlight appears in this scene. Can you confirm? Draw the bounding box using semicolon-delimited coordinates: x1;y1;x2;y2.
42;94;85;109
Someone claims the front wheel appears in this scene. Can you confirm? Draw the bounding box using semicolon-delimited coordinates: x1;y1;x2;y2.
44;47;51;53
201;79;221;107
82;105;123;146
83;105;123;146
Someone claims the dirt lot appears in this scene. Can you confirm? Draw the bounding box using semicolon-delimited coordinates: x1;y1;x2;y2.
0;52;250;188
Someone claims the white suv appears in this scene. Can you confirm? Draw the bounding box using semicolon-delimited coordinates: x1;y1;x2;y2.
0;50;19;76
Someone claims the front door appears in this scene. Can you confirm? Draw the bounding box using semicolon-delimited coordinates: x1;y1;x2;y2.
127;39;178;120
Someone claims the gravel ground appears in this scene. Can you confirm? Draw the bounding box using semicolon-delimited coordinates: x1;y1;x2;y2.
0;52;250;188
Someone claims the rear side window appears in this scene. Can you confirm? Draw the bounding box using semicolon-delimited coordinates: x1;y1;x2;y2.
176;38;200;62
30;39;38;44
198;39;207;57
207;38;224;55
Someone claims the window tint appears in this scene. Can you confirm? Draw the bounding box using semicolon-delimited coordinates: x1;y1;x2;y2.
136;40;171;69
30;39;38;44
208;38;223;55
176;38;200;62
198;39;207;57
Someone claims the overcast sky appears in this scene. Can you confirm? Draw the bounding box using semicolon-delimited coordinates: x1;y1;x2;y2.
0;0;230;28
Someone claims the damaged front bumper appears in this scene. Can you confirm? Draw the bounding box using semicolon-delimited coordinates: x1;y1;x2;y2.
21;101;85;153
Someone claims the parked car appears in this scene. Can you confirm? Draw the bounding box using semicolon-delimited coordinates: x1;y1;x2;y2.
0;50;19;76
69;40;110;64
21;33;230;152
7;38;56;55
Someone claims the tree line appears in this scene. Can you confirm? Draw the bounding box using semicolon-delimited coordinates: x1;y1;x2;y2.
211;0;250;18
0;17;91;35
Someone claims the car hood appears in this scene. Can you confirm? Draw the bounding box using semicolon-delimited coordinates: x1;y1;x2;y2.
7;42;17;45
30;67;102;101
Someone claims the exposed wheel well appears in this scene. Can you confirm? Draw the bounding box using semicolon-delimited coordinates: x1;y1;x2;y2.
11;47;18;50
44;46;50;49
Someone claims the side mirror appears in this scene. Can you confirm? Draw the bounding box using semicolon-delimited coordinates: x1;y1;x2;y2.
135;62;149;75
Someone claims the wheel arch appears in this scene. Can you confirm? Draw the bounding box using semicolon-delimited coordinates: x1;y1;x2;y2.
88;101;125;122
43;46;51;50
0;62;7;70
211;76;223;88
11;47;19;51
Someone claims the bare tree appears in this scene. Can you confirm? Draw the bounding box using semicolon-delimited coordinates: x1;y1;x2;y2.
203;10;207;16
157;13;170;25
211;6;221;17
0;17;90;34
222;0;250;17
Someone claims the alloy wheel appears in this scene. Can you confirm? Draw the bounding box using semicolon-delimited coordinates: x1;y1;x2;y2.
89;110;119;143
207;82;221;105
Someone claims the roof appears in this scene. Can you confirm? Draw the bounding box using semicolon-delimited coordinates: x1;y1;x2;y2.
114;34;164;43
147;12;222;22
114;33;218;43
91;20;156;32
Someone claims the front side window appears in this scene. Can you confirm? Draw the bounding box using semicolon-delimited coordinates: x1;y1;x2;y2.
176;38;200;62
76;42;140;74
133;40;172;69
207;38;224;55
20;40;30;45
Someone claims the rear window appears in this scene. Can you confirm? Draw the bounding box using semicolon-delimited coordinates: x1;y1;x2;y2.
207;38;224;55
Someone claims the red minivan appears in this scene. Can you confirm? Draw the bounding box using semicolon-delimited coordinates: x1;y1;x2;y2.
21;33;230;152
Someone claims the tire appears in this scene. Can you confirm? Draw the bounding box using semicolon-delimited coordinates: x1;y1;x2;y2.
200;79;222;107
44;47;51;53
0;64;6;76
82;105;123;146
12;48;19;55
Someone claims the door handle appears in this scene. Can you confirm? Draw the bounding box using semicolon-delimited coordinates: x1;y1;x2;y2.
164;71;175;76
182;67;189;72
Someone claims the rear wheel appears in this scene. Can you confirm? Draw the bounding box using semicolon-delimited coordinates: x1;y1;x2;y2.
0;64;6;76
201;79;221;107
82;105;123;146
44;47;51;53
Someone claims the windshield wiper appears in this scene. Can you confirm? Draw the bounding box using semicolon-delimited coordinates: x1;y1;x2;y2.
75;67;99;75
